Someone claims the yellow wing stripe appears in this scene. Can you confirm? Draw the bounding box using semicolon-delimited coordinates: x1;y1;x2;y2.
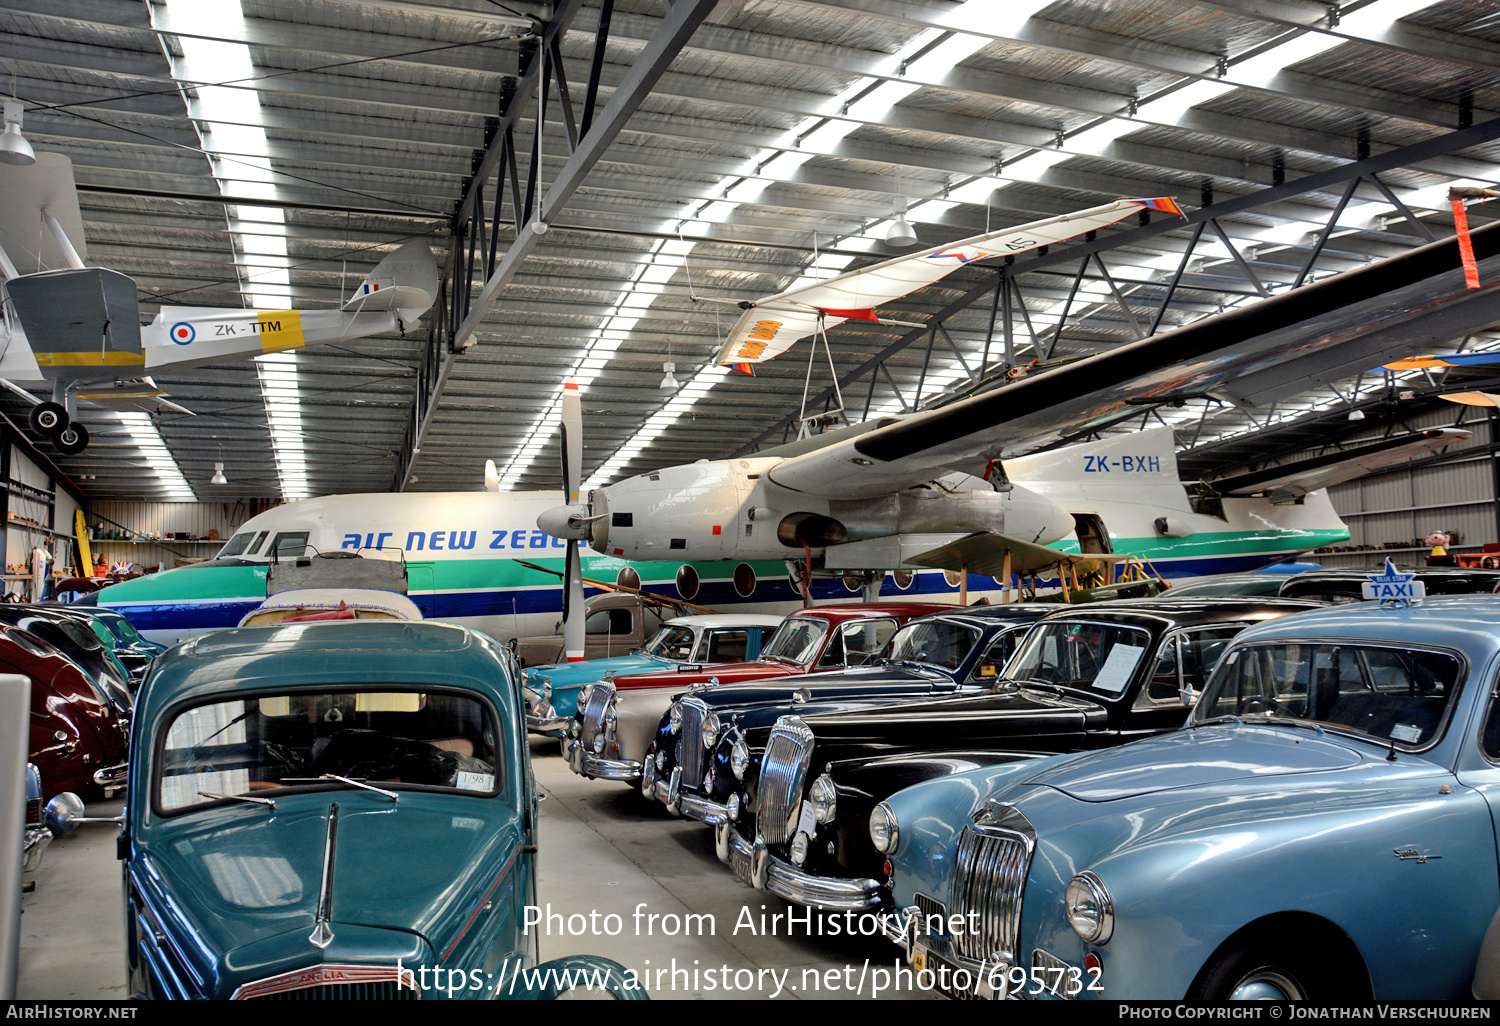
34;352;146;367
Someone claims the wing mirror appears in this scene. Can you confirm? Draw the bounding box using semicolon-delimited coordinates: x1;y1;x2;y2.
44;792;123;836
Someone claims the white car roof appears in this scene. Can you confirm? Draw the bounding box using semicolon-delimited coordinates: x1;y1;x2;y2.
663;613;785;629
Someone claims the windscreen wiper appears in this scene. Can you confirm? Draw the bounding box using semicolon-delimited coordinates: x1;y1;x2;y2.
198;791;275;810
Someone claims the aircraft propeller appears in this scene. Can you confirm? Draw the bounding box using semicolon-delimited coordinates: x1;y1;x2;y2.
559;380;586;663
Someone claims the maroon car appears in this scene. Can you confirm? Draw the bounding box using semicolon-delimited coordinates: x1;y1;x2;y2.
0;626;129;801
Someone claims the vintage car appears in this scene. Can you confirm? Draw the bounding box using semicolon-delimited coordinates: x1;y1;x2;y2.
0;625;129;800
566;602;950;787
76;606;168;679
44;619;638;1000
515;591;677;668
716;597;1323;913
524;614;781;735
1277;565;1500;602
24;762;48;872
875;596;1500;1001
0;606;136;722
653;604;1055;824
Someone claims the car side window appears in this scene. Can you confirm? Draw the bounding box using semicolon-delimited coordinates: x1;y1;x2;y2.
585;609;632;636
704;630;748;662
968;628;1022;682
1137;626;1245;709
840;619;898;666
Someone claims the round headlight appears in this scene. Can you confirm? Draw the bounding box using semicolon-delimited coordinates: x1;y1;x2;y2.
730;741;749;780
569;719;580;738
1064;871;1114;945
668;704;682;734
655;749;666;771
592;734;605;755
869;801;899;854
727;793;741;822
702;712;721;749
809;773;837;825
702;772;714;793
790;831;810;867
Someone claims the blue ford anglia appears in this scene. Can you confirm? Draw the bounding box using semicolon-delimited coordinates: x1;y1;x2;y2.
876;597;1500;1001
49;620;636;1000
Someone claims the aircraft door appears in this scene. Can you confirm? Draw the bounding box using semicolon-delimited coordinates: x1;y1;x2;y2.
406;565;434;616
1070;513;1113;554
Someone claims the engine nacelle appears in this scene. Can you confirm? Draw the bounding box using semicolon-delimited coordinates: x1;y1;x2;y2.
591;459;1075;563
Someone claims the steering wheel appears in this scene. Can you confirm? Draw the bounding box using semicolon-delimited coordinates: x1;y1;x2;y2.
1239;696;1278;716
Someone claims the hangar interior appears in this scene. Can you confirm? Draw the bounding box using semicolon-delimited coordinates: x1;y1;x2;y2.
6;0;1500;1004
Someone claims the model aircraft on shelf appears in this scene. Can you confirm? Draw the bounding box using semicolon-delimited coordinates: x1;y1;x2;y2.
0;152;438;453
540;203;1500;592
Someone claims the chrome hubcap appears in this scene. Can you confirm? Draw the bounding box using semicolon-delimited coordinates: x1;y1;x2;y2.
1228;968;1305;1001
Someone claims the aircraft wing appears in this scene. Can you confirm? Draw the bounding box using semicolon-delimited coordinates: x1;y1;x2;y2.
903;531;1125;578
1209;429;1469;500
712;199;1183;366
763;220;1500;499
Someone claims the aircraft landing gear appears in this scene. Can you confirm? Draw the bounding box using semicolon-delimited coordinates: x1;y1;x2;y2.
29;402;67;435
53;422;89;455
27;395;90;455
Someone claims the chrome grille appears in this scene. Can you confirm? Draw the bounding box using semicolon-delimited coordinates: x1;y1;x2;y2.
950;804;1036;965
679;699;706;786
754;716;816;846
232;965;421;1000
579;683;615;751
247;981;416;1000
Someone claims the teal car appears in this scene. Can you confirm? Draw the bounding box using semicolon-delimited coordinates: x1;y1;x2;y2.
48;619;638;1000
524;614;781;734
74;606;167;681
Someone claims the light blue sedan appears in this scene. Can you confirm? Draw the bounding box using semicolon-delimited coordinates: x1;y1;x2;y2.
875;596;1500;1001
524;614;781;735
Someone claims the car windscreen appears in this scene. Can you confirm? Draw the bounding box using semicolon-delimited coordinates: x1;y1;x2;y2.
1168;577;1284;597
1193;642;1463;750
759;618;829;666
158;689;501;812
886;619;980;670
1006;620;1154;698
642;625;695;660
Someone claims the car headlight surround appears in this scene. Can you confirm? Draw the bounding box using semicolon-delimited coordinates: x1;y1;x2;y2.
727;793;741;821
1064;871;1114;945
730;741;749;780
702;712;721;749
668;703;682;734
869;801;899;854
790;831;810;867
809;773;837;825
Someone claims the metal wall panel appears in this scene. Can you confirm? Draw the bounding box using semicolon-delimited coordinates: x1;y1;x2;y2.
87;500;278;571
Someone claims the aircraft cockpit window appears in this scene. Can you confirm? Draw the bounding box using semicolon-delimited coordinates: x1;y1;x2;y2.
269;532;310;559
248;531;269;555
216;533;257;558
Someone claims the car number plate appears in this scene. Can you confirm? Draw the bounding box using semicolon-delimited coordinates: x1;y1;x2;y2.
912;943;1000;1000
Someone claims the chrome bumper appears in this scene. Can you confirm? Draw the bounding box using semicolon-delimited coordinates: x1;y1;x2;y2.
23;826;49;872
679;792;727;825
714;821;884;911
564;740;641;782
93;763;126;793
525;696;568;734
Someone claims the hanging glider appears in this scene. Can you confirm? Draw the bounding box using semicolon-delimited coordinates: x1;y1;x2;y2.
711;197;1184;367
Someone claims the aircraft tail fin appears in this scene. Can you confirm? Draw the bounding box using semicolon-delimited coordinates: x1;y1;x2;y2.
341;240;439;327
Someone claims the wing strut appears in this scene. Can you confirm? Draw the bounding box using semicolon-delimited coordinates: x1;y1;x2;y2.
796;312;847;440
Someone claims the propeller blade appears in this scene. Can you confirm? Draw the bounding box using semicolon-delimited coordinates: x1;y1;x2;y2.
483;459;499;492
563;541;585;662
561;377;582;504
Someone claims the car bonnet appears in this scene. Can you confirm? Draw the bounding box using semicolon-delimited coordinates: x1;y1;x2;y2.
1021;723;1365;802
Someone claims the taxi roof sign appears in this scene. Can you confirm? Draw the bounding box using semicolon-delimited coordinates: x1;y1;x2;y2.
1362;559;1426;606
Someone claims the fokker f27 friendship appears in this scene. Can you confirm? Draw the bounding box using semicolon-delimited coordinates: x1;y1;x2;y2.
0;153;438;453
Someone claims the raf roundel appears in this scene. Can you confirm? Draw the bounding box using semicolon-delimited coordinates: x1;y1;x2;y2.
170;322;195;345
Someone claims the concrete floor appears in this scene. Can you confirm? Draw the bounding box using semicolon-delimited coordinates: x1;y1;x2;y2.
15;740;931;1000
